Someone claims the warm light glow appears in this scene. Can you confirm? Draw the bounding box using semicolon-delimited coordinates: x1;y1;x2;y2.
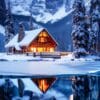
50;48;54;52
31;47;36;52
40;37;45;42
30;47;55;53
42;32;48;37
38;32;48;43
32;78;56;93
39;32;48;37
39;79;49;92
38;47;43;52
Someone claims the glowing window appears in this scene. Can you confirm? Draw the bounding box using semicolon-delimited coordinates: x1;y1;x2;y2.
40;37;45;42
38;47;43;52
42;32;48;37
39;32;48;37
38;37;47;43
50;48;54;52
31;47;36;52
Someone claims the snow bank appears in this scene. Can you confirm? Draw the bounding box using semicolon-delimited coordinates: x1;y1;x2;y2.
0;53;41;61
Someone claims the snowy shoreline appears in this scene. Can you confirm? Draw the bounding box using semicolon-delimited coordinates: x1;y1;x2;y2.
0;54;99;77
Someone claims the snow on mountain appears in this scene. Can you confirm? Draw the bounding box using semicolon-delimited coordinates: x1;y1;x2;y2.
32;4;74;23
5;0;91;24
9;0;32;16
0;25;5;35
10;0;74;23
11;5;30;16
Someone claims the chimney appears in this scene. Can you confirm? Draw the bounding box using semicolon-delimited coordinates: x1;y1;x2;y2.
18;22;25;42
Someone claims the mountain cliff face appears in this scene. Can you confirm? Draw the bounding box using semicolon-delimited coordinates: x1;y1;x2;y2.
9;0;74;23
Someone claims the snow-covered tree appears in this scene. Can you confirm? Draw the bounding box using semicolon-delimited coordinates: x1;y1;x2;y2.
72;0;89;58
89;0;100;53
18;22;25;42
5;1;15;44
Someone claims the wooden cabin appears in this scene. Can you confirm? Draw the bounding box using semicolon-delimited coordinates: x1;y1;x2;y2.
5;28;57;53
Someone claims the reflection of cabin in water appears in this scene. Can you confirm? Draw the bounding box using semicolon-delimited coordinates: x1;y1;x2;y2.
5;28;57;53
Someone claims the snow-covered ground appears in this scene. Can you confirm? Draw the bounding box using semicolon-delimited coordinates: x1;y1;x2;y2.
0;53;100;76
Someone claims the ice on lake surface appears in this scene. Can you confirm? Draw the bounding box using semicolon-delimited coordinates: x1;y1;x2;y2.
0;60;100;76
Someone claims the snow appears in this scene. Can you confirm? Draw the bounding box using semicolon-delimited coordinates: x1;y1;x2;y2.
33;7;74;24
0;53;41;61
9;0;90;24
21;78;42;94
51;6;74;23
10;0;74;23
0;25;5;35
45;89;67;100
5;28;57;49
15;44;21;50
9;0;33;16
12;5;30;16
5;34;19;48
19;28;43;46
5;28;43;48
76;48;86;53
0;53;100;76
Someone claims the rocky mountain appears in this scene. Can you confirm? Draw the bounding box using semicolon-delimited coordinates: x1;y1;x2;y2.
8;0;74;23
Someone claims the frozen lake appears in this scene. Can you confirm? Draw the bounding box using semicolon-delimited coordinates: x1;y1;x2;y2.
0;60;100;77
0;60;100;100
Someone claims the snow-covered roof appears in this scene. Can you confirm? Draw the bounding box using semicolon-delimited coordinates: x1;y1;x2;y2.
19;28;44;46
5;28;47;48
5;34;19;48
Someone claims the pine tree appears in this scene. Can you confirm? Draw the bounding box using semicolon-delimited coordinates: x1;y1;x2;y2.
5;1;15;44
72;0;89;58
89;0;100;53
18;22;25;42
0;0;6;25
